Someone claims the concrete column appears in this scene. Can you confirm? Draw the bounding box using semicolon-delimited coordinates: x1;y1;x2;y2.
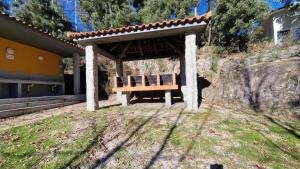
86;44;99;111
73;53;81;95
116;60;123;102
121;92;130;106
62;84;65;95
185;32;198;111
17;83;22;98
180;56;187;102
165;90;172;107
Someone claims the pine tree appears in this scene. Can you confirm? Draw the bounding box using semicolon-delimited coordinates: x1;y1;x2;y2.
78;0;138;30
211;0;269;51
78;0;198;30
277;0;300;19
13;0;72;38
138;0;198;24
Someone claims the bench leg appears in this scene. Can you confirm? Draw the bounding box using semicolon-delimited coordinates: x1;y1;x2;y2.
121;92;130;106
165;90;172;107
117;91;122;103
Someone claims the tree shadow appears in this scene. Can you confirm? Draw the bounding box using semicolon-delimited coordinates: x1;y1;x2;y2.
174;112;210;168
58;107;125;169
253;127;300;162
143;109;185;169
264;115;300;139
245;119;300;163
59;132;103;169
91;106;164;168
241;65;270;112
98;103;122;109
197;75;211;107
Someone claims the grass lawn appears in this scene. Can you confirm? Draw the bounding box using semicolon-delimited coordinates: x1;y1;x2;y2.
0;104;299;169
0;109;106;169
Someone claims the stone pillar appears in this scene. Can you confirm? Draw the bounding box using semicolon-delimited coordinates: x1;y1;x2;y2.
121;92;130;106
165;90;172;107
180;55;187;102
86;44;99;111
17;83;22;98
185;32;198;111
116;60;123;102
73;53;81;95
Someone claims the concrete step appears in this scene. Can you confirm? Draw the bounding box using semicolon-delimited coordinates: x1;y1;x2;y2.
0;95;85;118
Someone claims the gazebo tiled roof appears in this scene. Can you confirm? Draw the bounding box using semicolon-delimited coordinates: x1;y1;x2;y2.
70;12;212;40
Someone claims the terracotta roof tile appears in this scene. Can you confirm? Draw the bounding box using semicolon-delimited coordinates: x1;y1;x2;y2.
70;11;212;39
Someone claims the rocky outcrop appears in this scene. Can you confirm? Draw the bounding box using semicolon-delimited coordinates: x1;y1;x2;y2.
123;45;300;116
200;46;300;116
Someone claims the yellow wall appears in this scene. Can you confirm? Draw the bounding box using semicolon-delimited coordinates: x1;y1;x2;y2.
0;37;62;77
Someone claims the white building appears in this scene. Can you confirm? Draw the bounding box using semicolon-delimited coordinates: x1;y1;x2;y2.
264;7;300;45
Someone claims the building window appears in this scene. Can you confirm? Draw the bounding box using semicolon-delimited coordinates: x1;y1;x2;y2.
6;48;15;60
277;30;290;44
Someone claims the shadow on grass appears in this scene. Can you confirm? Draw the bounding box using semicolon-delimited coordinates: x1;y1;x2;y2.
246;119;300;163
264;115;300;139
143;109;185;169
90;106;164;168
58;106;124;169
255;128;300;163
98;103;122;109
173;112;210;168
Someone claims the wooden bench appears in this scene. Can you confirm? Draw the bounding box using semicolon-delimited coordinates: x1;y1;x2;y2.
113;73;178;107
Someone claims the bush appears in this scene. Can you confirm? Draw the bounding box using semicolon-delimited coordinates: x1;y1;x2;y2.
210;55;221;73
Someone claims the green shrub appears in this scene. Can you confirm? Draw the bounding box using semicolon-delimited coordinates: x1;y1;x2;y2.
210;55;221;73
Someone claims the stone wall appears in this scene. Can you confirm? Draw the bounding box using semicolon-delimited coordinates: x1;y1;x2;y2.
122;45;300;116
199;45;300;116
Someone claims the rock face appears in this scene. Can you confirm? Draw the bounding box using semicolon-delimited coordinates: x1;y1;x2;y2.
123;45;300;116
200;46;300;116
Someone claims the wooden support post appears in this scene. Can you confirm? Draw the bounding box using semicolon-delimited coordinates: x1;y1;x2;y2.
128;76;132;87
172;73;176;86
142;75;146;87
114;76;118;88
157;74;161;86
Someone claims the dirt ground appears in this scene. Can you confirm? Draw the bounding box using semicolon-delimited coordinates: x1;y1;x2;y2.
0;98;299;169
70;103;300;169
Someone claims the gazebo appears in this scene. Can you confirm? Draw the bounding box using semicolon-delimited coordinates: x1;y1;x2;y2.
70;12;211;111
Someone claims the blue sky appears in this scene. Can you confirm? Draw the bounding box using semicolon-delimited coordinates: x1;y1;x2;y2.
4;0;286;32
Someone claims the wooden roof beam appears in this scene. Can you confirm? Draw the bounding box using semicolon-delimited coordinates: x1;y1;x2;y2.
122;54;180;62
163;39;184;56
110;43;122;51
94;45;117;60
138;41;144;56
120;41;132;58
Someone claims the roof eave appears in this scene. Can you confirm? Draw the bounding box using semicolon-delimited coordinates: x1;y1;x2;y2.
74;21;207;45
0;13;84;57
